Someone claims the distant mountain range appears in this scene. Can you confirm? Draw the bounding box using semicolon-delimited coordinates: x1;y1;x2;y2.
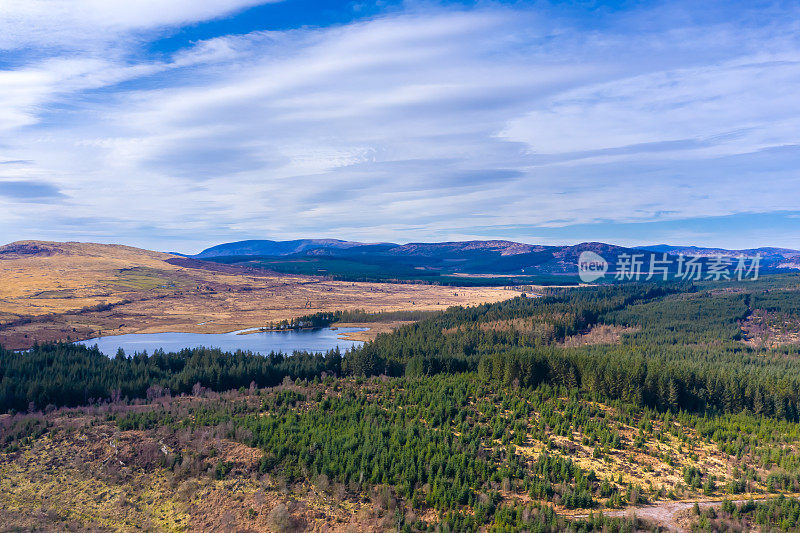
192;239;371;258
192;239;548;259
640;245;800;269
190;239;800;284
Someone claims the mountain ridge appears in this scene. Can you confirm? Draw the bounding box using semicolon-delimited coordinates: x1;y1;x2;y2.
189;238;800;281
194;238;800;260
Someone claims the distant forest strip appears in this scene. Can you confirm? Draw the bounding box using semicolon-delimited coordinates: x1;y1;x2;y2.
264;308;438;330
199;254;579;286
332;308;440;323
4;277;800;422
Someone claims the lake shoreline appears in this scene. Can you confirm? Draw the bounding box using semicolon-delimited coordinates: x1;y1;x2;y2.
74;326;367;357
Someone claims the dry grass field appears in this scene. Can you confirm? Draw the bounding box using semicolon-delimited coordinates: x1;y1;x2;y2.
741;309;800;349
0;241;519;350
0;395;391;532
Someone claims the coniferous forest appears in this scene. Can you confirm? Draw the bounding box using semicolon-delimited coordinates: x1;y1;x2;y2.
5;274;800;530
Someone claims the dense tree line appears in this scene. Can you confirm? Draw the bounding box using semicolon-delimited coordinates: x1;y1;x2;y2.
6;279;800;421
265;308;438;330
0;343;343;412
343;284;680;376
345;281;800;421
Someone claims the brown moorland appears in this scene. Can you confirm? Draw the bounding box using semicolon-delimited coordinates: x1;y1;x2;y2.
0;240;519;350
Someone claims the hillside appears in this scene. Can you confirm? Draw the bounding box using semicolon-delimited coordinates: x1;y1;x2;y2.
191;238;800;283
5;276;800;531
0;240;517;350
643;244;800;269
193;239;374;258
0;241;181;317
192;239;548;259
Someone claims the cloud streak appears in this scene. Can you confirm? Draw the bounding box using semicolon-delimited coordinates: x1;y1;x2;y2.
0;0;278;51
0;180;63;201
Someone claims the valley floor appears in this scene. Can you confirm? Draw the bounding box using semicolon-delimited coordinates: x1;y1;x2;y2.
0;241;518;350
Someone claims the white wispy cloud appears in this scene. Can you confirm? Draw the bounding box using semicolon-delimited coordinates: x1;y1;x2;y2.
0;0;276;50
1;1;800;250
500;56;800;156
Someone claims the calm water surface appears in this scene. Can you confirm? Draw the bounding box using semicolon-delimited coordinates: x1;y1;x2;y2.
75;327;366;356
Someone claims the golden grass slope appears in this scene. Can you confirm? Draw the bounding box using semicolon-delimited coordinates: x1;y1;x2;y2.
0;240;519;349
0;404;387;532
0;241;180;315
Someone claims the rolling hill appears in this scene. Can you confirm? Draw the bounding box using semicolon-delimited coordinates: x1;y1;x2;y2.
0;240;516;349
642;244;800;269
190;238;800;283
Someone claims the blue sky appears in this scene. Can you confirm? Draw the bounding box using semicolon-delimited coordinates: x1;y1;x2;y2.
1;0;799;253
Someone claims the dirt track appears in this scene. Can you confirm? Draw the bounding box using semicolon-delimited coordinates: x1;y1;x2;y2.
574;496;788;531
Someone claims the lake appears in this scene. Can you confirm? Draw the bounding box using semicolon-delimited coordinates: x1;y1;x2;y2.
75;327;366;357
